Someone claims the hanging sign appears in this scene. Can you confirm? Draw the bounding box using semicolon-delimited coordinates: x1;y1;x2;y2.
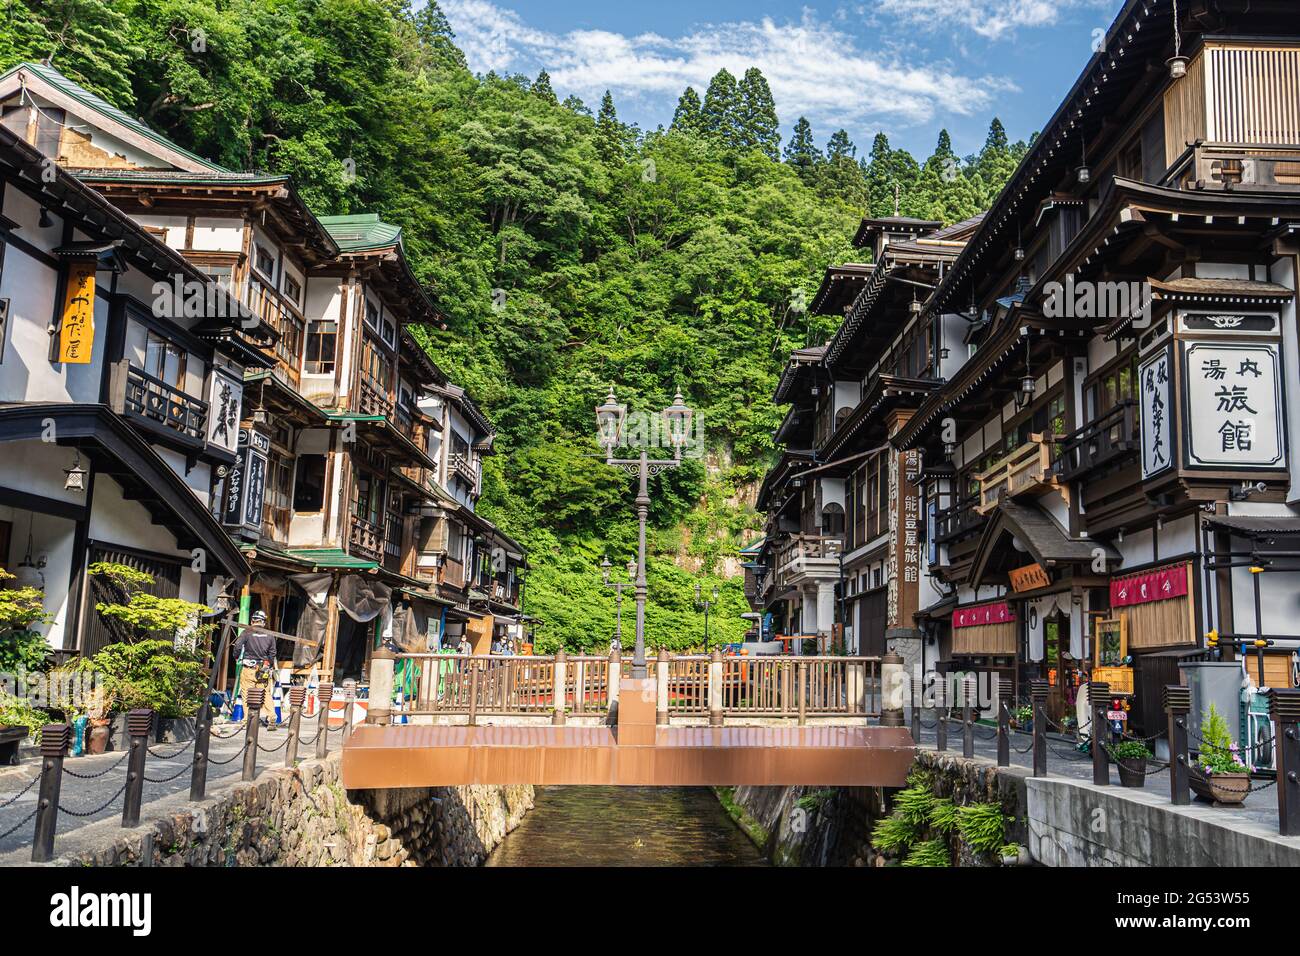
1139;347;1172;479
953;601;1016;629
57;260;96;364
1110;564;1187;608
223;428;270;534
206;370;244;454
1008;563;1051;592
886;448;922;629
1183;342;1285;469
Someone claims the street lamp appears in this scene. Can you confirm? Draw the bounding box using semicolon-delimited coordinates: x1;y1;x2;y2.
601;555;636;652
596;385;693;679
695;581;720;653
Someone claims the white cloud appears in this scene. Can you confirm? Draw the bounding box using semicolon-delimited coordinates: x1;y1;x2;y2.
871;0;1114;41
441;1;1016;131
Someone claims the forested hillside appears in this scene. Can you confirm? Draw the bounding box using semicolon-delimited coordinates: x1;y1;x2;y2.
4;0;1028;650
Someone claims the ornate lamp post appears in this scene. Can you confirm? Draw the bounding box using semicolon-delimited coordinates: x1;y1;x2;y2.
596;386;694;679
695;581;720;653
601;556;637;652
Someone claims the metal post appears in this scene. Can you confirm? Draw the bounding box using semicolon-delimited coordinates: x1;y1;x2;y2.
367;648;396;726
190;698;213;802
962;674;975;759
655;653;670;725
242;688;264;782
1030;679;1048;777
551;649;566;726
121;709;153;828
342;681;356;736
1165;684;1191;805
1269;688;1300;835
31;723;70;863
607;649;621;723
315;683;334;759
574;657;586;715
911;675;922;742
880;650;905;727
935;677;948;752
468;662;481;727
1090;681;1111;786
632;450;650;680
996;675;1012;768
709;649;724;727
284;687;305;767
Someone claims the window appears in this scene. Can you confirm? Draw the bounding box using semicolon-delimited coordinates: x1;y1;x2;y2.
282;274;302;307
381;318;396;348
304;320;337;374
254;244;276;280
361;335;391;391
144;331;187;388
293;454;326;512
34;106;64;157
365;298;380;330
1086;353;1138;420
264;450;293;540
352;469;384;525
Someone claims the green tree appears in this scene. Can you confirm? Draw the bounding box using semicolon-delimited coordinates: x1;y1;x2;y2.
532;69;557;105
701;68;741;147
736;67;779;159
783;116;821;183
671;85;704;136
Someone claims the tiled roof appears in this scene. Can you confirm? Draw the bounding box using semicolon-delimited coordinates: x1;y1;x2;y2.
318;213;403;252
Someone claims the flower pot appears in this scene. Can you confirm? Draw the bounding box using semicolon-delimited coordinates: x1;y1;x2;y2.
105;712;128;752
1116;757;1147;788
86;718;111;756
154;716;196;744
1189;770;1249;805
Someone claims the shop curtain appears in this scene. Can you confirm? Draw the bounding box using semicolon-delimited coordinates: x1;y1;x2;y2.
289;572;332;668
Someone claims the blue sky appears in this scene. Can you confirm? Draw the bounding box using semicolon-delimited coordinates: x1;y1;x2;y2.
435;0;1126;159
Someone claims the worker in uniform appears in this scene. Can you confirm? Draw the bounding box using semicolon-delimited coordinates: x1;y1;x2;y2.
235;609;280;728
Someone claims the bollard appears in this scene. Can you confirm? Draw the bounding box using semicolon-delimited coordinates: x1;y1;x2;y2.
846;659;864;716
1164;684;1191;805
962;674;975;759
284;687;306;767
1089;681;1111;786
1030;679;1048;777
796;659;808;728
367;648;396;726
935;678;948;753
880;651;905;727
190;697;213;802
709;649;724;727
910;675;923;742
468;662;481;727
342;681;357;737
242;688;264;782
574;657;586;716
551;649;567;726
996;675;1013;768
121;709;153;828
31;723;71;863
315;683;334;759
1269;688;1300;836
656;654;670;726
607;650;621;724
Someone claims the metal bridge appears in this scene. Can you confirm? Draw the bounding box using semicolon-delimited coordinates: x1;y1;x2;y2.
340;651;916;789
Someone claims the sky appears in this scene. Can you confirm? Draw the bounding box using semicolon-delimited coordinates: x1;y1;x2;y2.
432;0;1127;160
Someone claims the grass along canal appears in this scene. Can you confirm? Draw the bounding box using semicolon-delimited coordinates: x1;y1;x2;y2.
484;787;768;867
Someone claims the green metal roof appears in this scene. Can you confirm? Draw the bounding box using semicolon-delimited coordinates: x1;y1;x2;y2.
2;62;226;172
317;213;403;252
287;548;379;570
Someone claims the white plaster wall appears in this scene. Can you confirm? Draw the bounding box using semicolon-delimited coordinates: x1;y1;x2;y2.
833;380;859;414
0;441;85;505
1117;527;1155;570
1;503;76;650
1158;514;1197;557
1274;256;1300;503
191;219;243;254
820;477;845;510
88;472;193;561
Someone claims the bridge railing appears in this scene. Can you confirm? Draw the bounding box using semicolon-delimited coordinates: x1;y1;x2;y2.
392;653;880;721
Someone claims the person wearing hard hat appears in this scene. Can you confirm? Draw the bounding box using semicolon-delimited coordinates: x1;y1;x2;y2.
234;609;279;728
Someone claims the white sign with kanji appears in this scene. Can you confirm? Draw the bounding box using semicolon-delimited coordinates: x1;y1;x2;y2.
1139;348;1172;479
1183;342;1285;469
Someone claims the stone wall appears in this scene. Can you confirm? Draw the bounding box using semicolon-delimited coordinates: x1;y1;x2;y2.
60;755;532;867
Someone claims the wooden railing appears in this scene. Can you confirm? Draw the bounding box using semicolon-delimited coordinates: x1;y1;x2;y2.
1053;400;1138;483
349;515;382;561
934;493;984;543
448;452;479;489
390;653;881;721
357;377;394;418
975;434;1056;514
247;279;303;385
774;534;843;572
122;365;208;444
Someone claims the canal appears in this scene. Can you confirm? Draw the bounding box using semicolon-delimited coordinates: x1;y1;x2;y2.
485;787;769;866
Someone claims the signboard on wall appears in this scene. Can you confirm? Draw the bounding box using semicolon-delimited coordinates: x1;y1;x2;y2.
1008;563;1051;592
886;448;921;629
57;261;96;364
223;428;270;534
1182;342;1285;469
206;370;244;454
1139;347;1172;479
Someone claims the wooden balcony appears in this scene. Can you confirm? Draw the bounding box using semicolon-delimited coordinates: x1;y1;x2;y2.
934;494;985;543
121;364;208;446
975;434;1057;514
1053;401;1138;483
247;280;303;386
349;515;383;562
448;452;479;489
439;556;466;589
358;377;394;418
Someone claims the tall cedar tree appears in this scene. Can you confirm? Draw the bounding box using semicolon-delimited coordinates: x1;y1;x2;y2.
783;116;821;183
671;86;704;136
737;68;780;159
701;69;742;148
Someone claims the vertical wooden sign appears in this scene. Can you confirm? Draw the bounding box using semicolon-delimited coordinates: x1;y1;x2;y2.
58;261;96;364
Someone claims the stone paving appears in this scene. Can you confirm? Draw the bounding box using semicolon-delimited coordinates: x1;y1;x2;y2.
907;705;1286;835
0;714;337;859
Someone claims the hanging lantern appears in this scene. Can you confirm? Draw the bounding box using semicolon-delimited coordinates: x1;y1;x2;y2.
1019;374;1037;408
13;517;44;590
909;290;922;315
1167;0;1188;78
943;441;957;459
63;450;87;493
1076;132;1091;184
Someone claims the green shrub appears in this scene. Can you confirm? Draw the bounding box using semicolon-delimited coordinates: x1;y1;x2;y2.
0;691;48;740
929;798;960;835
893;785;934;825
957;801;1009;854
902;838;951;867
74;640;206;718
1107;740;1153;762
1198;703;1245;774
870;814;917;854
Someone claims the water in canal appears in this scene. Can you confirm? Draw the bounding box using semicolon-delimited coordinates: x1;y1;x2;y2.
485;787;768;866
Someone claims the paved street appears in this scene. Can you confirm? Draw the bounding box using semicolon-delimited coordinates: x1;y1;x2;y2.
0;715;333;859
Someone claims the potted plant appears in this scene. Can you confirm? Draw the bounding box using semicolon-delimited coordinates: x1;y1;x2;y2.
1189;703;1249;805
1012;704;1033;731
1107;740;1153;788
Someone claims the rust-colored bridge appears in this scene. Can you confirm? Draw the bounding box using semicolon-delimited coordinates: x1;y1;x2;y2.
340;653;916;790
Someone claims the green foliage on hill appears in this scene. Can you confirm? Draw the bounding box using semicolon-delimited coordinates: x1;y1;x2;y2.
3;0;1026;651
